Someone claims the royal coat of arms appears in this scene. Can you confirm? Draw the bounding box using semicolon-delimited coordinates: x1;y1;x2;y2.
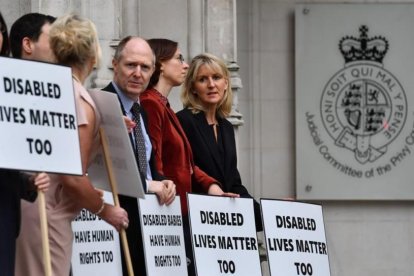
320;25;407;164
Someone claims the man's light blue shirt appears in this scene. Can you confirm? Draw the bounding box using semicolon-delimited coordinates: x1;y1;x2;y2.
111;81;153;182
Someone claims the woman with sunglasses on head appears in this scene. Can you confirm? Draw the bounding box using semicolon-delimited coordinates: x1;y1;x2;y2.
0;11;50;276
139;38;238;275
177;53;262;232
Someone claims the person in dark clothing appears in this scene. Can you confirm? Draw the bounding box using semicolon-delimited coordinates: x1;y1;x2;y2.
177;53;263;232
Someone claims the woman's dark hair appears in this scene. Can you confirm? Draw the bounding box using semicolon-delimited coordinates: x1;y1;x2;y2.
0;12;10;56
147;38;178;88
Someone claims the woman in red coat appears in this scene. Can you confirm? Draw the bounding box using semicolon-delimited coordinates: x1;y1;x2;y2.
140;39;237;212
139;38;238;275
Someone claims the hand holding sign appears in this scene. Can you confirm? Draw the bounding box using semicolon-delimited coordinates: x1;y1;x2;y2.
207;183;240;198
148;179;176;206
32;172;50;192
99;204;129;232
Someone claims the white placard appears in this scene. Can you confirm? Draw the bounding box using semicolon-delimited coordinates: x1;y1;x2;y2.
187;194;261;276
138;194;188;276
260;199;330;276
71;192;123;276
87;89;144;198
0;57;82;175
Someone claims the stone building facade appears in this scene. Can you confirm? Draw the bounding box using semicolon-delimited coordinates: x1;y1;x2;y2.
1;0;413;275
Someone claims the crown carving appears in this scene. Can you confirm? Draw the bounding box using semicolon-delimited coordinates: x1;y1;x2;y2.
339;25;388;63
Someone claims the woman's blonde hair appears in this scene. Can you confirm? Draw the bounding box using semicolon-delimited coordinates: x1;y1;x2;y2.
49;14;101;68
181;53;233;118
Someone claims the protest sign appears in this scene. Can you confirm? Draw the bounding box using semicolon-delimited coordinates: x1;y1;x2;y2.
138;194;187;275
87;89;144;198
71;191;123;276
261;199;330;276
188;194;261;276
0;57;81;174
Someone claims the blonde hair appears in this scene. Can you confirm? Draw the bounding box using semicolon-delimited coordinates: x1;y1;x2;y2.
49;14;101;68
181;53;233;118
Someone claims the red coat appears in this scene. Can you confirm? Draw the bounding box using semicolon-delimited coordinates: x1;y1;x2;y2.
140;88;218;214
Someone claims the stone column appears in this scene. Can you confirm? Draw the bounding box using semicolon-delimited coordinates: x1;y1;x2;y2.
204;0;244;126
121;0;140;36
228;62;244;126
188;0;205;58
92;0;123;88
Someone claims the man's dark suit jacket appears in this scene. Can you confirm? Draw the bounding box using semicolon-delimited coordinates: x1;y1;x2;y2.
102;82;164;275
0;169;36;276
177;108;263;231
